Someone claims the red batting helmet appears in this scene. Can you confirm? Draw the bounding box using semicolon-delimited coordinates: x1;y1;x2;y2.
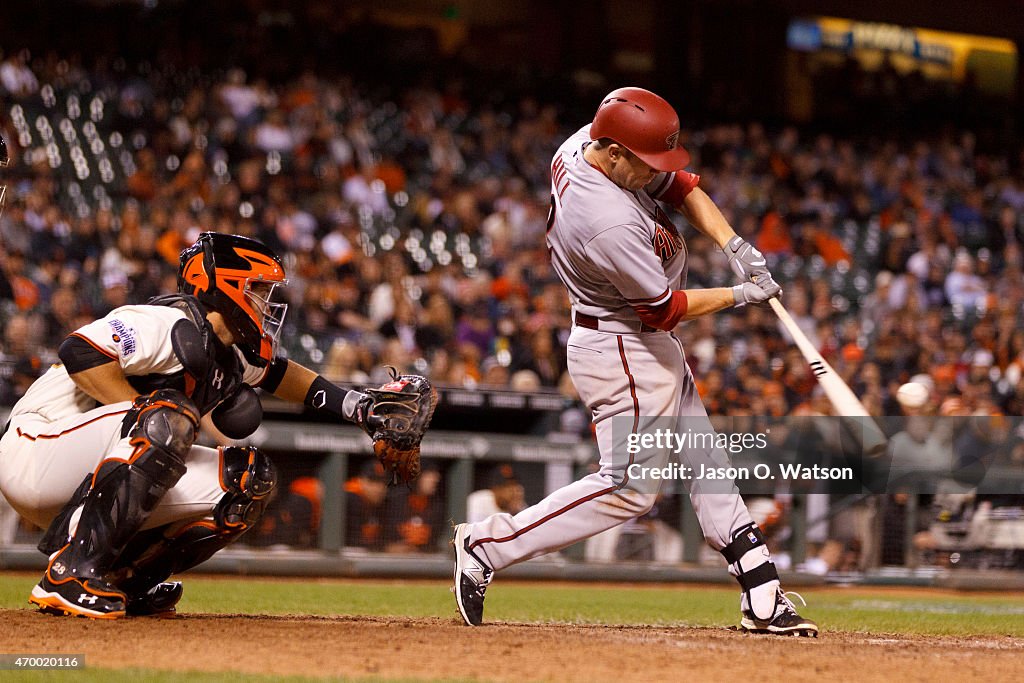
590;87;690;172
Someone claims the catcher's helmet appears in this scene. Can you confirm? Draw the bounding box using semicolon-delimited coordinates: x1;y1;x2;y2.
178;232;288;367
589;87;690;172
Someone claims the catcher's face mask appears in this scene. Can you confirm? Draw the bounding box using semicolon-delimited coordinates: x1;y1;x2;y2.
0;137;8;218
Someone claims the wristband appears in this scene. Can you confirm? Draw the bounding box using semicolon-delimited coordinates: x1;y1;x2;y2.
304;376;345;415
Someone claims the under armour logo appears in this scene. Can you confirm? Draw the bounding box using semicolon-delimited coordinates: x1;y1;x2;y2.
78;594;98;605
313;390;326;409
211;368;224;390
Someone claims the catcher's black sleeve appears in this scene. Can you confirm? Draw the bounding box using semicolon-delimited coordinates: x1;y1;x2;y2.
258;356;289;393
59;333;117;373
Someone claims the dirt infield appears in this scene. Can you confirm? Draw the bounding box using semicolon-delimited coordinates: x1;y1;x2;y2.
2;609;1022;682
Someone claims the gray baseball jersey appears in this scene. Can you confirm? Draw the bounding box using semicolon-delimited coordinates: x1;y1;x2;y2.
547;125;688;324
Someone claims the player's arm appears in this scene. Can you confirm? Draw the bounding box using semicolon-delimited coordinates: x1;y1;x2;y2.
646;171;738;247
587;225;775;331
57;334;140;405
258;357;369;425
678;186;736;248
636;286;772;324
649;174;774;287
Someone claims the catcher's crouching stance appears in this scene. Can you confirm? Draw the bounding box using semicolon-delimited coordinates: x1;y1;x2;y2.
0;232;436;619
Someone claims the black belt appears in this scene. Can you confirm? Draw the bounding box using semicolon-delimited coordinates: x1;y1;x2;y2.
574;313;658;334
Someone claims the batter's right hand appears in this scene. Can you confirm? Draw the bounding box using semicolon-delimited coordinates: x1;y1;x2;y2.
732;282;774;307
751;271;782;299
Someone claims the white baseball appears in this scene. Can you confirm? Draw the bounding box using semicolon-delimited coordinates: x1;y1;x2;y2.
896;382;929;408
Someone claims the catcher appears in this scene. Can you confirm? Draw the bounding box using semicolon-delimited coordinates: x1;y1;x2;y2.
0;232;435;619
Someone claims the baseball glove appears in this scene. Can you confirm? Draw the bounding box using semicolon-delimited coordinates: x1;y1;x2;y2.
360;368;438;485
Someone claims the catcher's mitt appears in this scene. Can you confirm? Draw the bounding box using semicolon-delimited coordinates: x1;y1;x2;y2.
360;368;438;485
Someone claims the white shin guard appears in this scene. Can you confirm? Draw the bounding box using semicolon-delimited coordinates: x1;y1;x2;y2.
722;523;780;621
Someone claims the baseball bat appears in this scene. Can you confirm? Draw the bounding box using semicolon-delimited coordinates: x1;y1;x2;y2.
767;297;887;456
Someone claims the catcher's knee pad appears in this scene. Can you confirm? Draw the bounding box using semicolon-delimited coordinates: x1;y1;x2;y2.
121;389;200;468
214;446;277;531
722;523;780;621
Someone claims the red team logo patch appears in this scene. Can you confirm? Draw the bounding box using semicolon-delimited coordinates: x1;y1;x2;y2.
650;204;683;262
652;223;683;261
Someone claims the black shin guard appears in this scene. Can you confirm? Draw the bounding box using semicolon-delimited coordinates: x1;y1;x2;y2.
114;447;277;596
38;474;92;555
60;390;198;583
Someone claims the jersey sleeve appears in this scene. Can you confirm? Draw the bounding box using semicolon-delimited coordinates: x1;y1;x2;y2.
69;306;187;377
583;224;672;307
236;347;271;387
646;171;700;207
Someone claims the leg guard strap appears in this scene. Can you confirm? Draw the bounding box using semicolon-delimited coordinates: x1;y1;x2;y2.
735;561;780;592
38;475;92;555
721;522;768;565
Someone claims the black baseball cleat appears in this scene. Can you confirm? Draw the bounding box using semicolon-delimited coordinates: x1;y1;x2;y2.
29;547;127;619
126;581;183;617
740;589;819;637
452;523;493;626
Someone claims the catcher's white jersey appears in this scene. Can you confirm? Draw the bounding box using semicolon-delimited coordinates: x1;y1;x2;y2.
10;305;267;422
1;304;265;530
546;125;688;324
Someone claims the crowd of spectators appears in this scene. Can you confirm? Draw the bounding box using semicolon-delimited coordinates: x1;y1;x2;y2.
1;47;1022;425
2;45;1024;565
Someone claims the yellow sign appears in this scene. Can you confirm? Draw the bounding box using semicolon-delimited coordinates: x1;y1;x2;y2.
788;16;1017;93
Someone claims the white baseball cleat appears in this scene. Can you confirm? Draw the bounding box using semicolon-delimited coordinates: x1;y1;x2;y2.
451;523;493;626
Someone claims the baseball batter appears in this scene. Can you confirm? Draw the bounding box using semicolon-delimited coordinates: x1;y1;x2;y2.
0;232;434;619
454;87;818;636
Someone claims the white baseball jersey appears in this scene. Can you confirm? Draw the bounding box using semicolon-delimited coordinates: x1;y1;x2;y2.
10;305;266;422
0;304;265;530
546;125;688;324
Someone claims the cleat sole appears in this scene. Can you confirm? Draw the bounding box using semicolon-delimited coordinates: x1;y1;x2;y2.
29;586;125;620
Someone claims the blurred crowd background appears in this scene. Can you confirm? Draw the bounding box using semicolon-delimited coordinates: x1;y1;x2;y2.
1;0;1023;572
2;43;1022;416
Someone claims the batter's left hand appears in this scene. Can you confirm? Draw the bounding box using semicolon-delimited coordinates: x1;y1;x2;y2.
724;236;770;281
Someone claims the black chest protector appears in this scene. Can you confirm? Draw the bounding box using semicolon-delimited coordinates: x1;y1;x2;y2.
139;294;262;439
